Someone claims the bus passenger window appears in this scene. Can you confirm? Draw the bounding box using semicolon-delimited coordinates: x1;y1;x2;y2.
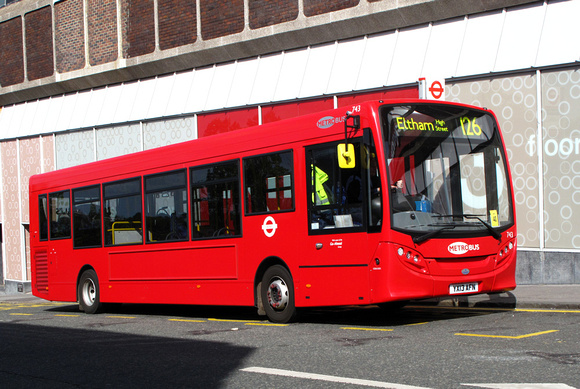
38;194;48;241
72;186;102;248
244;151;294;214
49;190;71;239
190;160;241;239
145;170;188;242
103;178;143;246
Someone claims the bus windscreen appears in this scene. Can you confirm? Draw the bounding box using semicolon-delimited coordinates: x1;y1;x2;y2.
381;104;514;240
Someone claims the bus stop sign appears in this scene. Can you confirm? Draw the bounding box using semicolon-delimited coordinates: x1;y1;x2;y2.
419;77;446;100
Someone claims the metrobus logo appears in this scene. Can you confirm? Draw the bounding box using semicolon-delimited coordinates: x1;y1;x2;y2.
317;115;345;129
448;242;480;255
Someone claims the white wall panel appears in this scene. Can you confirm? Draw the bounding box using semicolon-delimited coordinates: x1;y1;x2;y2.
422;18;465;78
274;48;309;101
54;92;79;133
113;81;140;123
2;104;18;138
299;42;336;98
82;87;104;128
536;0;580;67
249;53;283;104
166;70;195;116
43;95;64;134
30;97;51;135
205;62;236;111
495;4;544;72
388;25;431;85
0;104;16;138
130;78;157;120
184;67;214;113
355;31;397;91
227;58;259;107
6;103;24;138
19;101;38;137
97;84;123;126
68;90;93;130
326;37;366;94
148;74;175;119
456;11;504;77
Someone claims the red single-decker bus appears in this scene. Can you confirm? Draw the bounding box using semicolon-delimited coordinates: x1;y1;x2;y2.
30;100;517;322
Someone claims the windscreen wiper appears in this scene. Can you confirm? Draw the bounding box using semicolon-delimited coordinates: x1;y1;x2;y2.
436;214;501;241
412;225;456;244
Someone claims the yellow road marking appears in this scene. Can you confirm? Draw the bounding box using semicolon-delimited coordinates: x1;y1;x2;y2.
407;305;580;314
245;322;288;327
168;319;206;323
9;313;33;316
515;308;580;314
105;315;136;319
208;318;261;323
54;314;80;317
341;327;394;332
405;322;429;326
455;329;559;339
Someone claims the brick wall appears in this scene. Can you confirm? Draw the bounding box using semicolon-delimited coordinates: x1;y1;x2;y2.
88;0;118;66
200;0;244;41
25;6;54;81
249;0;298;29
159;0;196;50
0;17;24;87
124;0;155;58
55;0;85;73
304;0;360;17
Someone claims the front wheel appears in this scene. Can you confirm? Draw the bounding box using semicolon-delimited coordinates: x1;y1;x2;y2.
78;269;102;314
261;265;297;323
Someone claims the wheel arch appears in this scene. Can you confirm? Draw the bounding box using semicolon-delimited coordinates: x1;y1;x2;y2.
253;256;291;309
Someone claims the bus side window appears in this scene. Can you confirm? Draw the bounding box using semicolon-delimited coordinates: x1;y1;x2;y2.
38;194;48;241
144;170;188;243
49;190;71;240
307;140;370;232
190;160;241;239
103;178;143;246
72;185;102;248
243;150;294;214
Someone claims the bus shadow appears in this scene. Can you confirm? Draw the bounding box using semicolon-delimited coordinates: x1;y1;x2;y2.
0;321;253;387
46;295;515;327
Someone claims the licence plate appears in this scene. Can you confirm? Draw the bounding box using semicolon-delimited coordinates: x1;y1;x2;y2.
449;282;479;295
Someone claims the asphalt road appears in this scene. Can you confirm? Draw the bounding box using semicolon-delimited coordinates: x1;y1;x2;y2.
1;301;578;388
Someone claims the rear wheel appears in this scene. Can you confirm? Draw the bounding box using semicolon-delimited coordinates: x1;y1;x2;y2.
261;265;297;323
78;269;102;314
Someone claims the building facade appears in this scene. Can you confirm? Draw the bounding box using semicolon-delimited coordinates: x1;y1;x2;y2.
1;0;579;292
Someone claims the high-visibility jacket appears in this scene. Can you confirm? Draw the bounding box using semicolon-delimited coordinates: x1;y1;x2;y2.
312;166;331;205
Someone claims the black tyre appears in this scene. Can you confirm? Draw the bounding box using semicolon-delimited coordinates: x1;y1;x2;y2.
261;265;297;323
78;269;102;314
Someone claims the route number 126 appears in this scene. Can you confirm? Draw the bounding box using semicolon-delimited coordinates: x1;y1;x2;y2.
460;117;482;137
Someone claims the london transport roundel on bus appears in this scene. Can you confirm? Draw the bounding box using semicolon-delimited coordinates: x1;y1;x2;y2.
262;216;278;238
